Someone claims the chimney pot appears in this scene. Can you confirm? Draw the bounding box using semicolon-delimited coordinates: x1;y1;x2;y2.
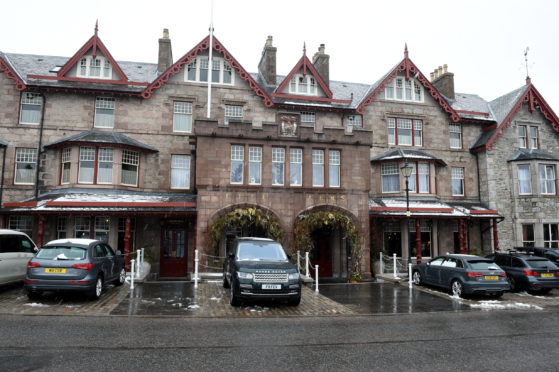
430;72;434;81
258;35;277;85
265;35;273;47
431;64;455;99
443;64;448;74
163;28;169;39
157;28;173;73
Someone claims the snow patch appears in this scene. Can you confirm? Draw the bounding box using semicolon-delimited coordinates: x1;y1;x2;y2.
470;301;543;310
24;303;50;307
210;297;221;301
186;304;200;310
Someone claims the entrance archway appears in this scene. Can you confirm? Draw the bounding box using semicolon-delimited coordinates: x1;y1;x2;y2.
294;208;361;281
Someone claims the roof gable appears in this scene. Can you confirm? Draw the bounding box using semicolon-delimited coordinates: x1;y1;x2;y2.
484;82;559;150
56;23;128;82
356;46;460;122
274;52;333;98
0;53;26;90
142;35;273;107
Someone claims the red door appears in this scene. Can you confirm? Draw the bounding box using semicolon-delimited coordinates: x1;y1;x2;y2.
160;228;187;277
311;234;333;278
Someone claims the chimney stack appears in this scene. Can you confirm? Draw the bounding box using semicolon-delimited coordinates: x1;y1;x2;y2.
430;63;454;99
157;28;173;74
312;43;329;86
258;35;277;85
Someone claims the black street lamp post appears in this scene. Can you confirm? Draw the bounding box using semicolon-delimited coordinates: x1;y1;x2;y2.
400;162;413;265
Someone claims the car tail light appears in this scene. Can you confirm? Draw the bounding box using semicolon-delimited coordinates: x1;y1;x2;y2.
523;270;540;277
466;272;484;278
71;263;93;271
24;279;39;283
556;272;559;277
499;272;507;277
27;261;41;268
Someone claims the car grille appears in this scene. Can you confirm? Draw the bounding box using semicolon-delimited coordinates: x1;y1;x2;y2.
253;273;289;283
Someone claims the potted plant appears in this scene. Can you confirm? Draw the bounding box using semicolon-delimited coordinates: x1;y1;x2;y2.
348;271;362;283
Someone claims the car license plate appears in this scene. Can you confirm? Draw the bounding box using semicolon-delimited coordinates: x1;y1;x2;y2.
541;273;554;278
45;268;66;274
262;284;281;290
484;276;499;280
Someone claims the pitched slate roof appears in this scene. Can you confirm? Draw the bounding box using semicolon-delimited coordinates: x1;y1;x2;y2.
371;148;447;166
44;130;158;152
447;92;495;121
488;85;529;124
0;139;7;147
508;148;559;162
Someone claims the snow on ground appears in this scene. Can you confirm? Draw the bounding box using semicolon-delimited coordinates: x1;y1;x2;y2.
24;303;50;307
469;301;543;310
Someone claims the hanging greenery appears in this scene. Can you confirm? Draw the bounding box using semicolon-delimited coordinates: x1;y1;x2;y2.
293;211;362;277
208;207;283;255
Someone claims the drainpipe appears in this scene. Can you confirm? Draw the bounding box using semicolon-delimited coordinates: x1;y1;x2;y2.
0;145;6;207
34;93;46;200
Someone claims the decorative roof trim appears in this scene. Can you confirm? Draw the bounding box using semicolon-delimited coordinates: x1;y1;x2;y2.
486;84;559;150
45;201;195;208
142;35;273;107
271;93;350;104
27;74;148;86
57;28;128;82
455;110;490;117
356;54;460;122
0;56;26;91
275;54;333;98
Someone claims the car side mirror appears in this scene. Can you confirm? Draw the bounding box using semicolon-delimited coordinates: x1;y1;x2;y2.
33;247;39;253
287;254;292;260
116;250;122;256
228;252;235;259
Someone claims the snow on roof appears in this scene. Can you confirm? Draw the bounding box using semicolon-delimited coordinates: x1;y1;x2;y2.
45;238;97;246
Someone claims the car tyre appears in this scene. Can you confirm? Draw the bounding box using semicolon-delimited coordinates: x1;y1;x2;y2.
451;280;464;298
223;274;230;288
114;268;126;286
491;292;503;299
530;288;552;295
89;276;104;300
288;295;301;306
27;291;42;300
508;276;519;292
412;271;422;285
230;280;241;307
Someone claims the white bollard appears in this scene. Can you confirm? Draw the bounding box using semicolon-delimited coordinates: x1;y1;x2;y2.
315;265;319;293
408;263;413;288
135;251;141;279
194;249;199;289
305;252;310;278
130;259;135;291
140;248;145;275
379;252;384;274
393;253;398;279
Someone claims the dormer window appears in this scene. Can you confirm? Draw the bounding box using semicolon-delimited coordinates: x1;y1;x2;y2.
78;56;112;79
385;77;423;102
185;57;233;85
289;74;317;95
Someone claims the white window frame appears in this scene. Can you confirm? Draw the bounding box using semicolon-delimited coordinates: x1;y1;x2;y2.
74;216;91;239
381;162;400;193
300;112;315;125
452;167;465;196
518;164;532;195
14;148;37;185
329;150;341;188
185;57;233;85
312;149;324;187
121;150;139;187
388;117;423;146
94;97;115;128
171;155;191;189
173;102;193;133
290;148;303;187
409;162;430;193
78;56;113;79
97;148;113;184
347;115;362;132
225;105;243;125
19;93;43;124
78;147;95;184
543;223;559;248
272;147;285;186
230;145;244;185
449;123;462;149
385;77;424;102
518;124;540;149
248;146;262;185
61;148;71;185
289;73;317;96
94;216;110;242
539;164;556;195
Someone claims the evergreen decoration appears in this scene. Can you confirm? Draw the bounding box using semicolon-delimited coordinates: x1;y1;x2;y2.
293;211;362;277
208;207;283;255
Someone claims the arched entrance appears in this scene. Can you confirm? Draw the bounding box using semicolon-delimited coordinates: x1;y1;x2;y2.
207;205;283;257
294;207;361;281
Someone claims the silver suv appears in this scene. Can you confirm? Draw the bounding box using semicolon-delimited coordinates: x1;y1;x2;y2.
0;229;37;286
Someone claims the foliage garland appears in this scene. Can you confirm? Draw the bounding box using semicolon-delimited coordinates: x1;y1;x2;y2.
208;207;283;255
293;211;362;276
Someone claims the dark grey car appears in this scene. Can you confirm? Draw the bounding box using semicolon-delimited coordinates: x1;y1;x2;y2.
24;239;126;300
412;254;509;298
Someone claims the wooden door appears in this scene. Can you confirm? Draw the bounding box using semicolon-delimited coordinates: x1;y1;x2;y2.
160;228;187;277
311;233;333;278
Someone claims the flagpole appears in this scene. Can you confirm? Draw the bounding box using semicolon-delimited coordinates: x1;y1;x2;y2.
206;0;214;118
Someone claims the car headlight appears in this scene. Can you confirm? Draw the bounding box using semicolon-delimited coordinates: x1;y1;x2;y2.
237;272;253;280
288;272;300;280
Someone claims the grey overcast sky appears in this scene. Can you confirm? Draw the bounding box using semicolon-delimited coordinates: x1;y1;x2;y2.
2;0;558;112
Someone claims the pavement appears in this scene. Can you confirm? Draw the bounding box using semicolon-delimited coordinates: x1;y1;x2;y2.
2;276;559;317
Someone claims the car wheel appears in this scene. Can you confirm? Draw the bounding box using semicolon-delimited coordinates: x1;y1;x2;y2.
89;276;104;300
530;288;552;295
508;276;519;292
114;268;126;286
412;271;422;285
223;273;230;288
27;291;42;300
288;295;301;306
491;292;503;299
229;280;241;307
451;280;464;298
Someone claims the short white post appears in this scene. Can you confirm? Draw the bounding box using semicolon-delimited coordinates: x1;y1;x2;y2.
408;263;413;288
379;252;384;274
140;248;145;274
305;252;310;278
130;259;135;291
194;249;199;289
135;251;141;279
315;265;319;293
297;251;301;273
393;253;398;278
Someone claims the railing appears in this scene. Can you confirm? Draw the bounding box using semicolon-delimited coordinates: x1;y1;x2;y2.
122;248;145;290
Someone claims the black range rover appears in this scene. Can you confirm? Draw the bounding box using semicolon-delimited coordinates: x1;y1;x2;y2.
223;237;301;306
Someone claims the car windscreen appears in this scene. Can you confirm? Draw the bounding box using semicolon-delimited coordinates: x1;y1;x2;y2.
36;246;87;260
468;260;500;270
237;242;288;261
527;259;558;270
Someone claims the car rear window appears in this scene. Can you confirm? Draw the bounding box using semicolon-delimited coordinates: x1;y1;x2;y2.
527;259;558;270
237;242;287;261
468;260;500;270
37;246;87;260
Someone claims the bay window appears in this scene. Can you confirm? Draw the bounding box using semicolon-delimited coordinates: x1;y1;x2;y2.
97;148;113;184
61;148;71;184
518;165;532;194
78;147;95;184
539;164;556;195
121;150;139;186
382;162;400;193
409;162;429;193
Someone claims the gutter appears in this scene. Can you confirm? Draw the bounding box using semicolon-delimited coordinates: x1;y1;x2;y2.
0;145;6;207
34;93;46;199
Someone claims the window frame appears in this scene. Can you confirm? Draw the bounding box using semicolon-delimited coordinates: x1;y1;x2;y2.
329;150;341;188
518;124;540;149
173;101;193;133
543;223;559;248
451;167;465;196
521;224;535;247
78;55;113;79
171;154;191;189
61;148;72;185
539;164;556;195
185;57;233;85
121;150;139;187
408;162;430;194
289;73;318;96
14;148;37;185
384;77;424;103
312;149;325;187
289;148;303;187
300;112;316;125
19;92;43;125
225;105;243;125
94;97;116;128
388;117;423;147
248;146;262;185
381;162;400;193
517;164;532;195
230;145;244;185
272;147;285;186
449;123;462;149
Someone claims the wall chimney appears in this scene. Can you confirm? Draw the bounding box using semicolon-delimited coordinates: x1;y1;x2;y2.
258;35;277;85
157;28;173;74
312;43;329;86
430;63;455;99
